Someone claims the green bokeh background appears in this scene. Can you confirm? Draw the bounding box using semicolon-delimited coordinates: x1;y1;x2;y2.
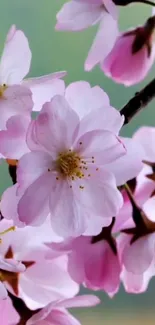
0;1;155;324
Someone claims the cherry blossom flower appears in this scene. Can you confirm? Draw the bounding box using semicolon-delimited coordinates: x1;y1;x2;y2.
15;94;126;238
56;0;119;71
0;219;79;309
26;295;100;325
47;225;121;297
0;297;19;325
0;82;144;236
102;15;155;86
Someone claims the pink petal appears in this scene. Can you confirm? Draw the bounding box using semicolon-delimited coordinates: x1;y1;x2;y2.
73;168;123;220
85;242;120;296
57;295;100;308
27;308;81;325
56;1;102;31
143;196;155;222
0;258;25;273
0;26;31;84
103;0;118;20
85;12;119;71
121;266;154;294
122;234;155;274
65;81;110;119
0;184;24;227
75;130;126;165
78;105;124;136
106;137;144;186
17;151;52;193
18;172;51;226
0;85;33;129
49;179;87;238
0;115;30;159
34;95;79;155
20;255;79;309
24;76;65;111
133;126;155;162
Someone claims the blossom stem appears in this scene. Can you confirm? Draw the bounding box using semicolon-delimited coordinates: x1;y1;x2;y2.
8;292;39;325
113;0;155;6
120;77;155;125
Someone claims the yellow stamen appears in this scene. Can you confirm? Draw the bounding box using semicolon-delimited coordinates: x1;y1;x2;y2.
0;226;15;237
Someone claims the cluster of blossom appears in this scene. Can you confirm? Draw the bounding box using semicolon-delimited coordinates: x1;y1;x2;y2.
0;0;155;323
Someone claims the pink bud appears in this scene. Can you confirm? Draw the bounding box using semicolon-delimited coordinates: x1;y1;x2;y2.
102;16;155;86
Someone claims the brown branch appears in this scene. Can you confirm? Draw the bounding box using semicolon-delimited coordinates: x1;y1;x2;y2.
8;292;39;325
120;77;155;125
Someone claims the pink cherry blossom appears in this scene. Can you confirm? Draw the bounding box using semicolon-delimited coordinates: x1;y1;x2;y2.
0;219;79;309
56;1;119;71
0;25;65;120
48;234;121;297
102;16;155;86
1;83;144;236
15;94;127;238
0;297;19;325
26;294;100;325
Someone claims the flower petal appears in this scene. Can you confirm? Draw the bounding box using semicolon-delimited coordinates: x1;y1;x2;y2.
56;1;102;31
34;95;79;155
78;105;124;136
85;13;119;71
0;26;31;84
17;151;52;193
122;234;155;274
75;130;126;165
106;137;144;186
0;115;30;159
57;295;100;308
49;179;87;238
65;81;110;119
0;85;33;129
24;75;65;111
18;173;51;226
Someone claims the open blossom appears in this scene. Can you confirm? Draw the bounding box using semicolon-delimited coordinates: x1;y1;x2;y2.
56;0;119;71
27;295;100;325
0;298;19;325
0;82;144;237
0;219;79;309
102;15;155;86
47;230;121;297
16;94;126;237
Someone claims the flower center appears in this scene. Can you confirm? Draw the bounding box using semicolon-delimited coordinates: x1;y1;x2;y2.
0;84;7;98
55;151;82;179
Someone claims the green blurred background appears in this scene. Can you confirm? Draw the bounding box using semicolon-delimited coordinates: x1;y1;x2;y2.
1;1;155;324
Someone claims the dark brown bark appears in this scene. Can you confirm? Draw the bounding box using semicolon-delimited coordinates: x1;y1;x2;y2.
120;78;155;125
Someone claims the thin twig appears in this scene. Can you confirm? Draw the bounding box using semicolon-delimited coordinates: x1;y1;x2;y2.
120;77;155;125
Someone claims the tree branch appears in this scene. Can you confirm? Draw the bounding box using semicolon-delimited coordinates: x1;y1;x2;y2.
120;77;155;125
8;292;39;325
